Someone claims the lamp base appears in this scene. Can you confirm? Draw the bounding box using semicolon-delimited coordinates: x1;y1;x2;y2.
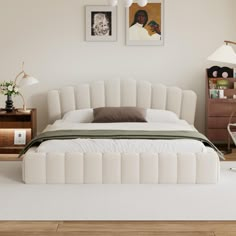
17;108;31;114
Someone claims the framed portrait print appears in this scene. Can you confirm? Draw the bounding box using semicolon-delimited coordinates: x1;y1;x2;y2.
126;0;164;46
86;6;117;42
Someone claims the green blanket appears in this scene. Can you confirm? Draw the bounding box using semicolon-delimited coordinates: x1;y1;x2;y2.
20;129;223;159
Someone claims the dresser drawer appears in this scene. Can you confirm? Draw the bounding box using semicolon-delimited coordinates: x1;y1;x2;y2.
208;102;236;116
208;117;236;128
207;129;228;143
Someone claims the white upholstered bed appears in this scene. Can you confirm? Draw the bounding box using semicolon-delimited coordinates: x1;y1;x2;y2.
22;79;220;184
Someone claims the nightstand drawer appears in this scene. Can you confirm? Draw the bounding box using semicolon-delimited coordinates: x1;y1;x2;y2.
208;117;236;128
0;121;32;129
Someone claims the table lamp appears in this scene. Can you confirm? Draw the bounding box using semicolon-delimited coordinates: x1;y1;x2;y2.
207;40;236;64
14;62;39;113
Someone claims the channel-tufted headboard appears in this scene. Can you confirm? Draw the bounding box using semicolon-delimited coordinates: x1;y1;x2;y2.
47;78;197;125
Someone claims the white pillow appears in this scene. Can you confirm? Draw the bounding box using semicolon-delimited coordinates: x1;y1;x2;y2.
62;109;94;123
146;109;179;123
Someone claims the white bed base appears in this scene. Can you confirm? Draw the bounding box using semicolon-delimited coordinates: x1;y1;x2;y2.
22;78;220;184
23;147;220;184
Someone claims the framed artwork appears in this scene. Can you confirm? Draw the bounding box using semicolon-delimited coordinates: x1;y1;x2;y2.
85;6;117;42
126;0;164;46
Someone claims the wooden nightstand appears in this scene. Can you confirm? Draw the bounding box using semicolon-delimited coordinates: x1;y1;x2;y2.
0;108;37;155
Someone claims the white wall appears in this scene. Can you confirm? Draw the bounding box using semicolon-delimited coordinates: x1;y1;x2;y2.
0;0;235;132
234;1;236;40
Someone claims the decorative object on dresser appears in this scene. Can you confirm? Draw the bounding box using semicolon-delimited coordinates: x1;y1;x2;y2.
0;109;36;154
207;66;233;79
14;62;39;113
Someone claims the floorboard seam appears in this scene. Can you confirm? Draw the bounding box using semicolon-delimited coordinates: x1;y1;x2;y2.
56;222;61;232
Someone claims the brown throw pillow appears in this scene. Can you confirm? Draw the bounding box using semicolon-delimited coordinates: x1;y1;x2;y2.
93;107;147;123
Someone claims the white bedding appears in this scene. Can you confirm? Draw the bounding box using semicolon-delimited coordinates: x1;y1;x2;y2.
44;119;195;132
37;120;207;153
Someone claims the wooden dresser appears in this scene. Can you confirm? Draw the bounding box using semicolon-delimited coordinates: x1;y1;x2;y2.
206;76;236;144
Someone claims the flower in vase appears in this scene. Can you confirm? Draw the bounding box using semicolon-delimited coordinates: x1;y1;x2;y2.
0;81;19;96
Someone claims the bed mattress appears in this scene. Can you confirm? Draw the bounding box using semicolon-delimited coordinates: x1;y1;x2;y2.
37;138;206;153
37;120;206;153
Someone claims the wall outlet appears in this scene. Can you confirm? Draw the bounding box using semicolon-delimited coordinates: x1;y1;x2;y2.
14;130;26;145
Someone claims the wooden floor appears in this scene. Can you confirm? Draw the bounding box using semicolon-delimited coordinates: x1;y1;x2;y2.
223;148;236;161
0;221;236;235
0;154;22;161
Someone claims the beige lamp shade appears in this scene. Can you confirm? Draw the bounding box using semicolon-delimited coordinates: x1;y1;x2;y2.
18;74;39;87
207;41;236;65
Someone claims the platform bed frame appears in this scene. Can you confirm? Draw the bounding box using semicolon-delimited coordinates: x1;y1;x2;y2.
22;79;220;184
